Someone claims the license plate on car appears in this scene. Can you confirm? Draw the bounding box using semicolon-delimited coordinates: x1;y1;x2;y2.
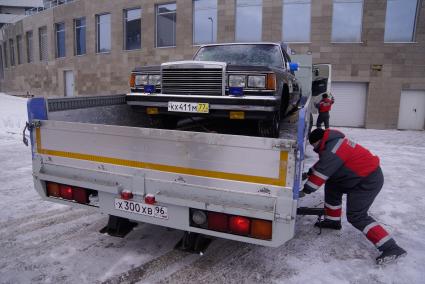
168;101;209;113
114;198;168;219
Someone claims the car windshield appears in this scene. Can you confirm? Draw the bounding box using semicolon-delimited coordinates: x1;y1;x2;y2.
193;44;284;67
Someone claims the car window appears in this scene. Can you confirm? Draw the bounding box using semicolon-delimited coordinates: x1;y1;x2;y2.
194;44;284;67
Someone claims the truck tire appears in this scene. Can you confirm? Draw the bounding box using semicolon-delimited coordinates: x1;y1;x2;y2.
258;112;280;138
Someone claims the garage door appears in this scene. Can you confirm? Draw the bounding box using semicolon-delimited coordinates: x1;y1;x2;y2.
398;90;425;130
330;82;367;127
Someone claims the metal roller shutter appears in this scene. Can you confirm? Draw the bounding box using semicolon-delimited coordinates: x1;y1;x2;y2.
330;82;367;127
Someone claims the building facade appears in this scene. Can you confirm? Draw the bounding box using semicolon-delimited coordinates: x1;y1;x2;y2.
0;0;44;29
0;0;424;129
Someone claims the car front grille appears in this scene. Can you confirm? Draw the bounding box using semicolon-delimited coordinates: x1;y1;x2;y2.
161;68;223;96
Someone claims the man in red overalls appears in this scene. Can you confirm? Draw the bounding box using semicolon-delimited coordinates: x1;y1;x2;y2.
301;128;406;265
316;93;334;129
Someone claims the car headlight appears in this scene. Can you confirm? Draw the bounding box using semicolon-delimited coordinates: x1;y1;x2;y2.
135;75;148;86
149;75;161;86
247;75;266;88
228;75;246;87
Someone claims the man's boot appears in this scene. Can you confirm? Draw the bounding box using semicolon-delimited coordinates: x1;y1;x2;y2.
376;243;407;265
314;219;342;230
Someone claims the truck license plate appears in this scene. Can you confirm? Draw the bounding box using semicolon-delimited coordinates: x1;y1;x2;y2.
114;198;168;219
168;101;209;113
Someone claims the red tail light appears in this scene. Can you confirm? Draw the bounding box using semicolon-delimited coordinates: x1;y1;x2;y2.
46;182;61;197
207;212;228;232
120;190;133;200
145;194;156;204
59;185;73;200
73;187;89;204
229;216;250;235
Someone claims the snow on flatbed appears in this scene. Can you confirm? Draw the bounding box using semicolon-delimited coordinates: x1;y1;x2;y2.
0;93;424;284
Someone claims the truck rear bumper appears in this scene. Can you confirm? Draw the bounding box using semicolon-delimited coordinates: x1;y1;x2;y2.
126;93;279;113
33;159;296;247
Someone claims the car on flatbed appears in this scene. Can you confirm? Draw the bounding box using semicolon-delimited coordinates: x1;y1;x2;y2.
127;42;302;137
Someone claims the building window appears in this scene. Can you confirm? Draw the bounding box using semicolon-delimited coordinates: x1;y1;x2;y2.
331;0;364;42
384;0;419;42
74;17;86;55
9;39;15;66
96;13;111;53
193;0;217;44
39;26;48;61
3;43;7;68
156;3;177;47
235;0;263;42
124;8;141;50
26;31;33;63
16;35;23;64
282;0;311;43
0;46;4;79
55;22;66;58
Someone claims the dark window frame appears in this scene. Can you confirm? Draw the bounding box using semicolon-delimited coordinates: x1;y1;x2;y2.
39;26;48;61
9;39;15;66
96;13;112;53
155;3;177;48
55;22;66;58
123;7;142;50
16;35;23;64
26;31;33;63
74;17;86;55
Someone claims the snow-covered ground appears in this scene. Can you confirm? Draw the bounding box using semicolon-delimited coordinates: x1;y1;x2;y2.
0;93;424;284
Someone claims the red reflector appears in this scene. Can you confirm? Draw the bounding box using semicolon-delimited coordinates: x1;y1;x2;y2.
73;187;89;204
145;194;156;204
229;216;251;235
207;212;228;232
120;190;133;200
59;185;73;200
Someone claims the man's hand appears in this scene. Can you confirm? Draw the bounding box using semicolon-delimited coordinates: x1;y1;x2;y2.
299;186;314;198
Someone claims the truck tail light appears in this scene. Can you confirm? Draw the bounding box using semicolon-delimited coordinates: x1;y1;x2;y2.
266;74;276;90
251;219;272;240
120;190;133;200
45;182;97;206
229;216;250;236
59;184;73;200
46;182;61;197
73;187;89;204
129;74;136;88
207;212;228;232
191;209;272;241
144;194;156;204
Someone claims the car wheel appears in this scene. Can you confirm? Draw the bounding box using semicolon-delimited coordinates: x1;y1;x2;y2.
258;112;280;138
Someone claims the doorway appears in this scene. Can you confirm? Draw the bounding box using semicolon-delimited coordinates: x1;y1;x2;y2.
64;70;74;97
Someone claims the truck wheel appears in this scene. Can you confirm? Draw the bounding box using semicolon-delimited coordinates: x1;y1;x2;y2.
258;112;280;138
149;115;178;129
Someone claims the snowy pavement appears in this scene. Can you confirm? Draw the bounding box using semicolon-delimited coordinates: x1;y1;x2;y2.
0;93;425;283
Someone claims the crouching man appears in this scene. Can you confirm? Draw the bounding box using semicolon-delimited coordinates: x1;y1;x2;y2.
301;128;406;265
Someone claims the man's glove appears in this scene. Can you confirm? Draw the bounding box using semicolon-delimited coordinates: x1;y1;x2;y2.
303;186;314;194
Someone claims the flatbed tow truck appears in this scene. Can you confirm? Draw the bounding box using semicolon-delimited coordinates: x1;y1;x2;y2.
24;55;329;252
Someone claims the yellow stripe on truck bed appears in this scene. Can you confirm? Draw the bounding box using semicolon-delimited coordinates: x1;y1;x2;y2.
36;128;287;186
